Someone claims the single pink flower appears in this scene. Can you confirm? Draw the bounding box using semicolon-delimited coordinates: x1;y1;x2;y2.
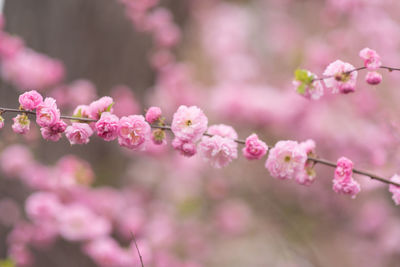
323;60;357;94
389;174;400;205
36;97;60;127
172;138;197;157
89;96;114;120
12;114;30;134
95;112;119;141
199;135;237;168
265;140;307;180
18;90;43;111
25;191;62;223
171;105;208;143
365;71;382;85
359;48;382;70
65;123;93;145
332;157;360;198
242;133;268;160
118;115;151;150
145;106;162;124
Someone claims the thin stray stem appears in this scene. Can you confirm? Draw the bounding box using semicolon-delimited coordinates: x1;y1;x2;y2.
130;232;144;267
1;107;399;187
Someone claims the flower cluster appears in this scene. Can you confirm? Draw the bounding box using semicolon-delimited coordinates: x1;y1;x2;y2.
332;157;361;198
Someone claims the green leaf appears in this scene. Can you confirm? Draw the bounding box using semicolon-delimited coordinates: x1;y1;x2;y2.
0;259;15;267
297;83;306;94
294;69;314;85
106;102;114;112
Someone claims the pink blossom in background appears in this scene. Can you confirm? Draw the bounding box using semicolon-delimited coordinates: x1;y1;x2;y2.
172;138;197;157
8;244;33;267
54;155;95;188
198;135;237;168
0;145;33;177
118;115;151;150
0;34;24;59
365;71;382;85
323;60;358;94
242;133;268;160
171;105;208;143
58;204;111;241
359;47;382;70
389;174;400;205
18;90;43;111
214;200;252;235
12;114;30;134
110;85;140;117
89;96;114;120
25;192;62;223
36;97;60;127
95;112;119;141
1;49;64;90
333;157;360;198
65;123;94;145
265;140;307;180
145;106;162;124
67;79;97;105
207;124;238;139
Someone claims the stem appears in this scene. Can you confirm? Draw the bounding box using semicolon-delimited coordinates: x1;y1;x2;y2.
1;107;399;187
130;232;144;267
312;65;400;82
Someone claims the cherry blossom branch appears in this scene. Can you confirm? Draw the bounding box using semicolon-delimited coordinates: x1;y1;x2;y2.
130;232;144;267
1;107;399;187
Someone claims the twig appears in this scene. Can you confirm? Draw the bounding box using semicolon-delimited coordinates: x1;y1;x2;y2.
130;231;144;267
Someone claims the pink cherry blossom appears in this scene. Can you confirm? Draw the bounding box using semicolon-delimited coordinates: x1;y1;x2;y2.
292;71;324;100
359;47;382;70
171;105;208;143
118;115;151;150
40;120;67;142
242;133;268;160
95;112;119;141
0;34;24;59
207;124;238;139
25;192;62;223
65;123;93;145
389;174;400;205
295;139;317;186
12;114;30;134
198;135;237;168
332;157;360;198
36;97;60;127
89;96;114;120
18;90;43;111
58;204;111;241
0;145;33;177
172;138;197;157
265;140;307;180
323;60;358;94
365;71;382;85
145;106;162;124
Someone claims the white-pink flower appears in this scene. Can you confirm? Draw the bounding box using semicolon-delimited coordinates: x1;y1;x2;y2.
365;71;382;85
359;48;382;70
332;157;360;198
145;106;162;124
12;114;30;134
242;133;268;160
57;204;111;241
389;174;400;205
171;105;208;143
89;96;114;120
95;112;119;141
323;60;358;94
265;140;307;180
199;135;237;168
18;90;43;111
65;122;93;145
118;115;151;150
36;97;60;127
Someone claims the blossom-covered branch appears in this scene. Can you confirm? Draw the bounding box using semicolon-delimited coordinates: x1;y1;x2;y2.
2;90;400;199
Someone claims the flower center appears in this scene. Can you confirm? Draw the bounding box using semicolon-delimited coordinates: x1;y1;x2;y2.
284;156;291;162
185;120;192;126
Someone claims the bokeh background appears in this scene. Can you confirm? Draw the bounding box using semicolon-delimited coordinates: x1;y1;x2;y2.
1;0;400;266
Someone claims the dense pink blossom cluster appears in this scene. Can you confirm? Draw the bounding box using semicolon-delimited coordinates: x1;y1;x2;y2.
333;157;361;199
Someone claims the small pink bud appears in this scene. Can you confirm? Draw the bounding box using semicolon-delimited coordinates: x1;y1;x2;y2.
365;71;382;85
145;106;162;124
12;114;30;134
